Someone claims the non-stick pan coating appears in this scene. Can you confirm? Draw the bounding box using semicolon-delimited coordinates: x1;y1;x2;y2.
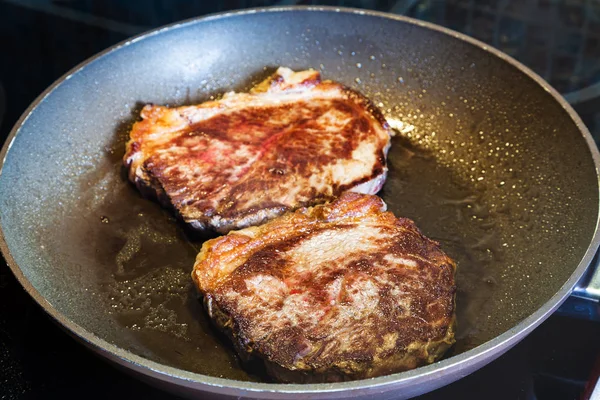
0;7;598;399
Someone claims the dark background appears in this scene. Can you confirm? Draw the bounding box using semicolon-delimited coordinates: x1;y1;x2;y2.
1;1;600;399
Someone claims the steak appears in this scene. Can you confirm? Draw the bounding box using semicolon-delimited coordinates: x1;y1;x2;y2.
192;192;457;383
124;67;392;233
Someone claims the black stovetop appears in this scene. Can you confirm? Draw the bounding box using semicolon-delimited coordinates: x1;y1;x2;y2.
1;1;600;399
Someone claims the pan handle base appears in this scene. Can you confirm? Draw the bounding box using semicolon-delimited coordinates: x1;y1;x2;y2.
572;251;600;302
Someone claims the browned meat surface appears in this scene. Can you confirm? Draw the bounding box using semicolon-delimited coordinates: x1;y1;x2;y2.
192;192;457;383
124;67;392;233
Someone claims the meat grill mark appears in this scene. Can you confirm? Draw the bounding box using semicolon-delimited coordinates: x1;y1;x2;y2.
192;192;457;382
124;67;393;233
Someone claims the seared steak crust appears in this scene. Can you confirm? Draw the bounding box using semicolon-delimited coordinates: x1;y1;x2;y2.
192;192;457;383
124;68;392;233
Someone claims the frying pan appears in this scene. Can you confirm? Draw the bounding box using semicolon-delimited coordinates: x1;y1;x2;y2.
1;6;599;400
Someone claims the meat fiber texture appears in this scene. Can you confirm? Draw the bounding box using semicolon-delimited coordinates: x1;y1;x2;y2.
124;67;393;233
192;192;457;383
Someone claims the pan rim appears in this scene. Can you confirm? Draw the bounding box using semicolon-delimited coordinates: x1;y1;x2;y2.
1;5;599;397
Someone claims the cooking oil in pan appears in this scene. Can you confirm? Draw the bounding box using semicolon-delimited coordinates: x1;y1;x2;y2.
91;185;255;380
85;121;505;379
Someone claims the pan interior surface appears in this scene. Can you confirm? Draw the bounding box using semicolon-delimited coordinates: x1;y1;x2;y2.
0;9;597;384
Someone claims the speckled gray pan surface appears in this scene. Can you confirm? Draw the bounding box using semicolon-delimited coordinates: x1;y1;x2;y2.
0;7;599;400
